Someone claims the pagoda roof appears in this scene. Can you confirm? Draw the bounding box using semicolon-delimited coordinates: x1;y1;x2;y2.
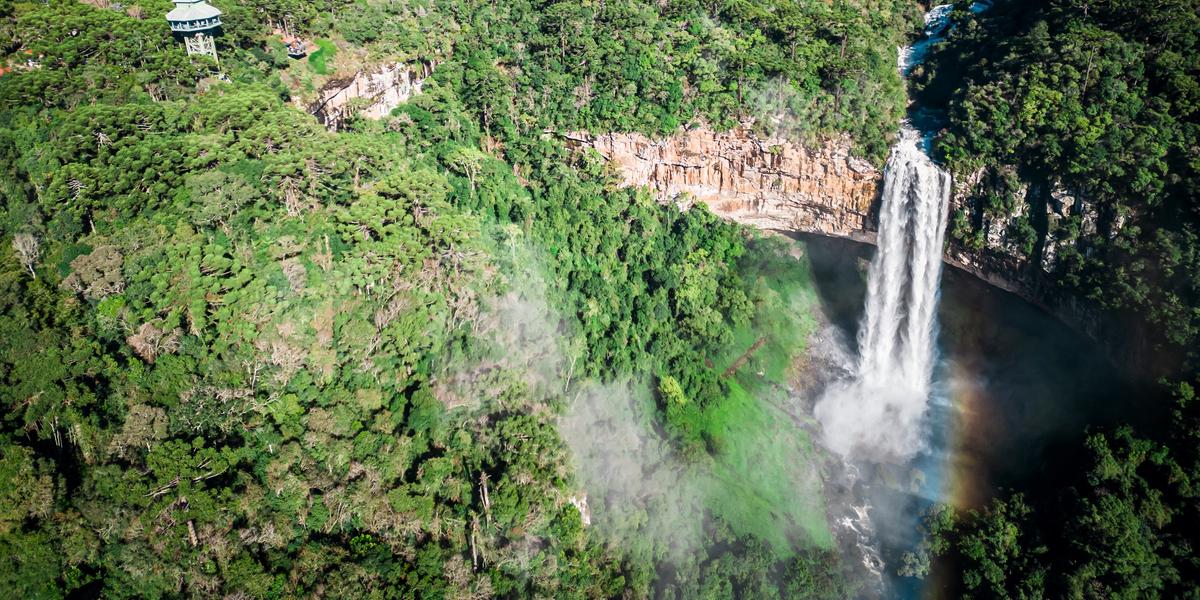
167;0;222;23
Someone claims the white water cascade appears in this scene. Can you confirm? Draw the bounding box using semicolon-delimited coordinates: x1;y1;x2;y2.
809;3;980;592
813;128;951;462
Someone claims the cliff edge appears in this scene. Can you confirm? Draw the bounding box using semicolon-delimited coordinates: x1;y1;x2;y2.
563;128;880;242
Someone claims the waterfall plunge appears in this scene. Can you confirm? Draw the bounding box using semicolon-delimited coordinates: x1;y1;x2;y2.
814;128;952;462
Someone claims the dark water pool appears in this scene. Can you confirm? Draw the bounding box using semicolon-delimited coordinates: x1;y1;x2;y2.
799;234;1157;597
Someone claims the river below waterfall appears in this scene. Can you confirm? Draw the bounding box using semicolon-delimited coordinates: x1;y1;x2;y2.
801;234;1154;597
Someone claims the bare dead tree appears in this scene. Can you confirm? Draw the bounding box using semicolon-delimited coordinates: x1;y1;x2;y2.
68;178;86;201
127;322;182;363
470;514;482;570
281;176;302;216
479;472;492;527
11;233;39;278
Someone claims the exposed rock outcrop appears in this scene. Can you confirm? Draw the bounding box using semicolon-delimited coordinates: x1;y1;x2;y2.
941;168;1041;299
942;174;1158;373
310;62;432;130
564;128;880;243
1041;183;1078;273
567;125;1034;302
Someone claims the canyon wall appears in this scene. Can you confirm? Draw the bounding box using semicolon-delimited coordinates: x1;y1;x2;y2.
563;129;881;243
566;127;1136;368
310;62;431;130
943;172;1141;368
563;127;1037;285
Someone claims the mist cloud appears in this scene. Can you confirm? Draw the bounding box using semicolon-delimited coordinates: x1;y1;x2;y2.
445;239;710;560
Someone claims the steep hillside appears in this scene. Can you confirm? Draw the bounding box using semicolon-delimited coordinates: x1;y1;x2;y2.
0;0;921;597
908;1;1200;597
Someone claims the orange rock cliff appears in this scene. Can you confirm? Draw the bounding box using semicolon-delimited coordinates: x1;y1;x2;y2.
563;127;881;242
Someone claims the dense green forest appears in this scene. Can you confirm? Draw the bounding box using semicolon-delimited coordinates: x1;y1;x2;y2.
913;0;1200;596
916;0;1200;361
0;0;923;597
5;0;1198;597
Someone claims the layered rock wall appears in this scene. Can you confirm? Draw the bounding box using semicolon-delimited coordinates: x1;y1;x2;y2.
566;127;1044;300
310;62;431;130
942;174;1140;369
564;129;881;242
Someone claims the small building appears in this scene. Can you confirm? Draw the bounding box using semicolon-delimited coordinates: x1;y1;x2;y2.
166;0;222;62
282;37;308;58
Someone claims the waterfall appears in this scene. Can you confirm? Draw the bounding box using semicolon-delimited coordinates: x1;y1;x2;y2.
814;128;951;462
859;128;951;394
813;3;971;591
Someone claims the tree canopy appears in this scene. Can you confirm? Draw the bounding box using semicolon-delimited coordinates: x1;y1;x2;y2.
0;0;907;596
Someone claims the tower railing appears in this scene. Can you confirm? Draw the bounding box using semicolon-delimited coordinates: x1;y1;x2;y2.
169;18;220;32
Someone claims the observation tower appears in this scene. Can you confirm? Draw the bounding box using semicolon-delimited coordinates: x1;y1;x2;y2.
166;0;222;62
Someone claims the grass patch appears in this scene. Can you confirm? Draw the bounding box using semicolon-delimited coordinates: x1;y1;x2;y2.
700;234;830;554
716;235;820;391
307;39;337;75
702;380;830;554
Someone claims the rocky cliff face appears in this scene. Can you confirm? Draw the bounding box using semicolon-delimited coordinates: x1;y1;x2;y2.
942;171;1137;367
563;128;881;243
566;127;1054;299
310;62;431;130
567;126;1023;290
940;166;1041;300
